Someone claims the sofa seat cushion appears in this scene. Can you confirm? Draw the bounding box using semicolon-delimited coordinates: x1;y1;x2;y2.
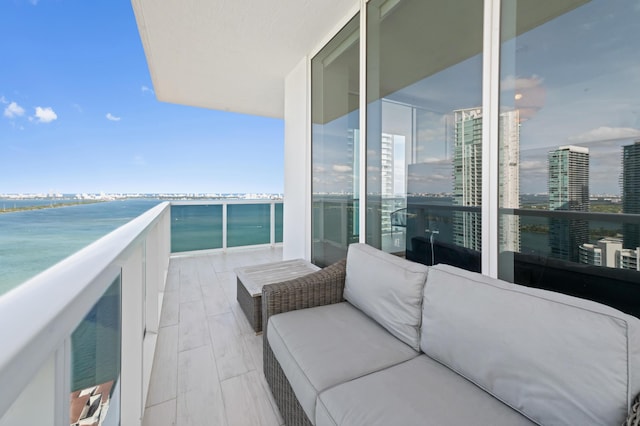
267;302;419;423
316;355;536;426
421;264;640;426
344;243;429;351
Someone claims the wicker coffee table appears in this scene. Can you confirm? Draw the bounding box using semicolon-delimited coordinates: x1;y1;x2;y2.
235;259;320;333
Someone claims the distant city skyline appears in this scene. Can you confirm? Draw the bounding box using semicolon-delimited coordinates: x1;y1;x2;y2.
0;1;284;194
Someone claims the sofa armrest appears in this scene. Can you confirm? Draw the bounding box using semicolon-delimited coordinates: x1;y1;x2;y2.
624;393;640;426
262;259;346;333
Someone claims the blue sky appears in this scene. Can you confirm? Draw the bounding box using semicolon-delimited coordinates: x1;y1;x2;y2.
0;0;284;194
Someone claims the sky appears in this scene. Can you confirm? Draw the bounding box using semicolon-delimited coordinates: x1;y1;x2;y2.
0;0;284;195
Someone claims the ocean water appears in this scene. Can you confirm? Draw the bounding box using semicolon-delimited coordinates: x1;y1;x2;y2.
0;199;160;296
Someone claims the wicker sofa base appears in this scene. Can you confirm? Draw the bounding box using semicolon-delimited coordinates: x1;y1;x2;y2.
264;339;313;426
261;259;347;426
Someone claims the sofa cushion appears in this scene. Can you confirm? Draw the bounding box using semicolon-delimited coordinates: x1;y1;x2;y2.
316;355;536;426
421;264;640;425
267;302;419;423
344;243;428;350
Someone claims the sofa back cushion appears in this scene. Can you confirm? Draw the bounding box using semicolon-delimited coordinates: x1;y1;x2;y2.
421;264;640;425
344;243;428;351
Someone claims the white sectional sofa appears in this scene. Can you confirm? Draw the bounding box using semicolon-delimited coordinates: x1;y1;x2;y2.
262;243;640;425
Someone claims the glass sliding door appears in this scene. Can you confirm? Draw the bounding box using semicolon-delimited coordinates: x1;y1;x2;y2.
366;0;483;271
499;0;640;316
311;14;360;267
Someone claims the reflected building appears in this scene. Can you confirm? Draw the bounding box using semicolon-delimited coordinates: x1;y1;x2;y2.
579;238;622;268
381;133;394;234
499;110;521;253
453;108;482;251
622;140;640;249
453;108;520;253
548;145;590;262
618;248;640;271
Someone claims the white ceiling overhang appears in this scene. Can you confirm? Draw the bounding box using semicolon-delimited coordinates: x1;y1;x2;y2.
131;0;357;119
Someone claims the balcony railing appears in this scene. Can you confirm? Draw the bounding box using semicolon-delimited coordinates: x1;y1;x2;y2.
0;200;283;426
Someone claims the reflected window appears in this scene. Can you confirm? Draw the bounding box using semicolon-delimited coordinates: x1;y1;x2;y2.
366;0;483;272
71;276;121;425
311;14;360;267
499;0;640;316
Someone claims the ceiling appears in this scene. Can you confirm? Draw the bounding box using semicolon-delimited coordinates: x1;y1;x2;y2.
131;0;358;119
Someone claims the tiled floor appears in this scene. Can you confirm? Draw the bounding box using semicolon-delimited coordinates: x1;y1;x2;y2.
143;246;285;426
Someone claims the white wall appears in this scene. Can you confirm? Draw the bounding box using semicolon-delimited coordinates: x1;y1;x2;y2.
283;57;311;261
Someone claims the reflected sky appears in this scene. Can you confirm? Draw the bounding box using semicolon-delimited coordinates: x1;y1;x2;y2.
315;0;640;197
502;0;640;194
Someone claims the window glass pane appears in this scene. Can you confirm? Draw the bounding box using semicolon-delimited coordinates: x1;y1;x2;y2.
71;275;121;425
499;0;640;316
311;14;360;267
366;0;483;272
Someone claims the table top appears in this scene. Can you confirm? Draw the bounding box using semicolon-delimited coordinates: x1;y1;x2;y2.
235;259;320;297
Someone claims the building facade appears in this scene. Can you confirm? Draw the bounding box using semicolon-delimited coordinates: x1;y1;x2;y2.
622;141;640;249
453;108;483;252
579;238;623;268
548;146;590;262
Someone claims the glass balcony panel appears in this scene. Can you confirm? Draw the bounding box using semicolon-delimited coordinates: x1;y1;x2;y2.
71;275;121;425
170;204;223;252
275;202;283;243
227;204;270;247
499;0;640;311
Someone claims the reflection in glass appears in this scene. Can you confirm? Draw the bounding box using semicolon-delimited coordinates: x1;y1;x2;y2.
71;275;121;425
366;0;483;272
499;0;640;315
311;14;360;267
227;204;270;247
171;205;223;252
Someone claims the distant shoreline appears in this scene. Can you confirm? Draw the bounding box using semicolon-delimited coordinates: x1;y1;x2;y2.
0;200;107;214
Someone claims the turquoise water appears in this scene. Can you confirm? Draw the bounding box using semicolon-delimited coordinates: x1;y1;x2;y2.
0;198;283;402
0;199;160;296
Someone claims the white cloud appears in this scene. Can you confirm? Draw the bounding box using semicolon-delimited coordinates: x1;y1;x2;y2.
33;106;57;123
106;113;121;122
332;164;352;173
568;126;640;143
520;160;546;171
4;102;25;119
500;74;544;91
0;96;7;104
141;85;154;95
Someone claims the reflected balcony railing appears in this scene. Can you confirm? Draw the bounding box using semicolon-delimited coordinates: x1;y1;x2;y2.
0;199;283;426
400;201;640;317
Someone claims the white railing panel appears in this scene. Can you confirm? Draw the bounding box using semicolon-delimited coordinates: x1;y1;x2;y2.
0;202;170;423
0;353;56;426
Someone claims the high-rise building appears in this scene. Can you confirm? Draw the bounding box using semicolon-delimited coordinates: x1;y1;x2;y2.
579;237;622;268
622;140;640;249
548;145;590;262
618;248;640;271
380;133;394;235
453;108;482;251
452;108;521;253
499;110;521;253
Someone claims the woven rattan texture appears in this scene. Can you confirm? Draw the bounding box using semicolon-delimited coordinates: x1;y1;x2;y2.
237;277;262;332
262;259;346;425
